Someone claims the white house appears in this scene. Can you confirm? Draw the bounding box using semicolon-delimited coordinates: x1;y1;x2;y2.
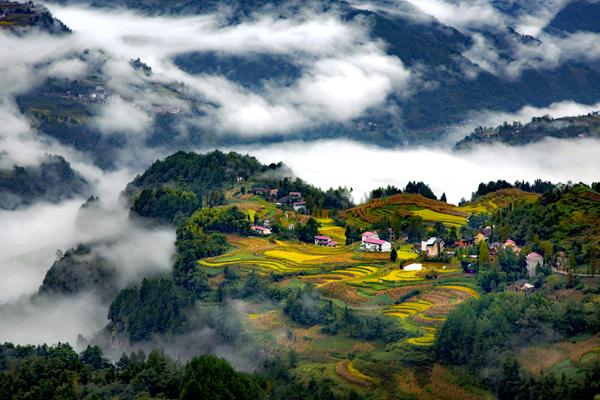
361;237;392;252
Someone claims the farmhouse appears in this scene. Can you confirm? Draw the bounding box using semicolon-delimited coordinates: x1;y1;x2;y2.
293;201;307;213
455;237;474;247
314;235;337;247
503;239;521;254
361;237;392;252
508;279;535;295
251;225;271;236
526;252;544;278
289;191;302;199
422;237;444;258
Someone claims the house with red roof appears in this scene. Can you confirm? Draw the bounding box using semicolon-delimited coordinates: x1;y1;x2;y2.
314;235;337;247
361;236;391;252
251;225;271;236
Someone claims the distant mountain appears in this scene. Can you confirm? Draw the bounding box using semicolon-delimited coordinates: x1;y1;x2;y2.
546;0;600;34
0;1;70;34
0;155;90;209
454;112;600;149
21;0;600;155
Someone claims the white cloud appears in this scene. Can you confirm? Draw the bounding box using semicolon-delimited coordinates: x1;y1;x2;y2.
92;95;152;135
45;58;88;79
230;138;600;204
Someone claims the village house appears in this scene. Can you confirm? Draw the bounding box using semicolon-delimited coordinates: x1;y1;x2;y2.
252;187;268;195
251;225;271;236
314;235;337;247
482;226;492;239
503;239;521;254
360;231;391;252
526;252;544;278
289;191;302;199
361;237;392;252
421;237;445;258
293;201;307;213
455;237;474;248
508;279;535;295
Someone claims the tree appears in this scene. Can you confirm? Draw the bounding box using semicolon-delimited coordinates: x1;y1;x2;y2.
479;240;490;267
390;248;398;263
180;355;261;400
440;192;447;202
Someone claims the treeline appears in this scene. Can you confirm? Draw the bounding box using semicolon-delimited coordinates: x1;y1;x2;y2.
369;181;439;201
472;179;556;199
435;291;600;399
0;341;365;400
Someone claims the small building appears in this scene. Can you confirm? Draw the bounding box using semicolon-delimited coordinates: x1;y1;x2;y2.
293;201;307;213
508;279;535;295
314;235;337;247
482;226;492;238
289;191;302;199
422;237;444;258
455;237;474;248
361;237;392;252
252;187;268;195
251;225;271;236
503;239;521;254
268;189;278;198
526;252;544;278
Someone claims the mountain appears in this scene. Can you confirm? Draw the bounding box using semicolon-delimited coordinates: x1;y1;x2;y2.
0;1;70;34
454;112;600;149
0;154;90;209
19;0;600;154
546;0;600;34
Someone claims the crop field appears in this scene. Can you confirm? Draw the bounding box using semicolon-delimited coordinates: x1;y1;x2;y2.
198;236;388;274
343;193;469;227
316;217;346;243
335;360;377;387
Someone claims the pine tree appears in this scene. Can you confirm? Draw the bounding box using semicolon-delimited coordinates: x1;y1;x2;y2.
390;248;398;263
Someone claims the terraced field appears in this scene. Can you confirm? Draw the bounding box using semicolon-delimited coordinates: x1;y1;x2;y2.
343;193;469;228
200;234;479;347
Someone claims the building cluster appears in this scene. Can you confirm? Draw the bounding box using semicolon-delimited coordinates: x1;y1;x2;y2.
252;187;307;213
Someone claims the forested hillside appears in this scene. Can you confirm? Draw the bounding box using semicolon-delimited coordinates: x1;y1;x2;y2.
0;155;89;209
